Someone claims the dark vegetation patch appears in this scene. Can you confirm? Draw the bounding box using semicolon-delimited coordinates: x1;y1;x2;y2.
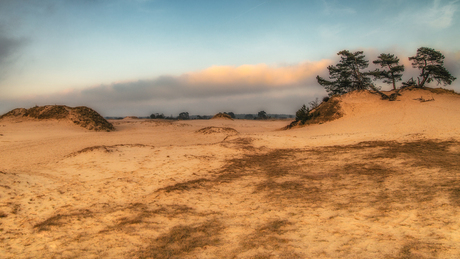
305;98;343;124
137;219;224;259
221;137;256;151
450;188;460;206
154;138;460;229
26;105;69;119
302;172;340;181
249;253;302;259
394;241;442;259
157;178;211;193
254;180;321;202
33;209;93;232
195;126;238;135
213;149;301;185
211;112;233;120
285;97;343;129
140;120;174;126
105;204;195;233
241;220;291;250
369;140;460;169
236;220;301;258
71;106;115;131
8;203;20;215
0;105;115;131
0;184;11;189
342;163;397;183
34;203;197;235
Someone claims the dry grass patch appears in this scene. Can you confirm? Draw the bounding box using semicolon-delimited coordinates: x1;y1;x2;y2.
157;178;211;193
255;180;321;202
108;204;195;233
369;140;460;169
137;219;224;259
394;241;442;259
237;220;301;258
33;209;93;232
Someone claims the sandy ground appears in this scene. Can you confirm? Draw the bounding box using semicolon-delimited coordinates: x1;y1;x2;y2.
1;89;460;258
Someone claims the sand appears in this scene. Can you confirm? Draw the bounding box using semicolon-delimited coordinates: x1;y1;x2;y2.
1;88;460;258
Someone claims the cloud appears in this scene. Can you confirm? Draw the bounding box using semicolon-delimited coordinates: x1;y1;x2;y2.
0;32;28;80
0;60;331;115
185;61;331;88
70;60;331;103
422;0;458;28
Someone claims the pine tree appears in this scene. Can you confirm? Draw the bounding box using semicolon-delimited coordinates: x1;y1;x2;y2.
370;53;405;90
316;50;372;96
408;47;456;87
295;104;310;123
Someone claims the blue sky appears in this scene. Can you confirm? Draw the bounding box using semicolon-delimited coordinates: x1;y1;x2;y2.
1;0;459;116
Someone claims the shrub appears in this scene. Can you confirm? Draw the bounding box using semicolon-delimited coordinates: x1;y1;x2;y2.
295;105;311;124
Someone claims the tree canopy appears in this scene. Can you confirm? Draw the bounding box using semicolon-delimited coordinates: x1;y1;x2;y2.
370;53;404;90
408;47;456;87
316;50;372;96
178;112;190;120
316;47;456;97
257;110;268;120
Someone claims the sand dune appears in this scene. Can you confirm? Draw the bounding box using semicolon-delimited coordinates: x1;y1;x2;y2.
0;105;115;132
1;89;460;258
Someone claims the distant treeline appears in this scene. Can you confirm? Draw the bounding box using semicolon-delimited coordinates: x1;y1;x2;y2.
105;112;294;121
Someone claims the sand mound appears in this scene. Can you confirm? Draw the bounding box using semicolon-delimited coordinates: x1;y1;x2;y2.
196;126;238;135
211;113;233;120
123;116;139;120
286;87;460;130
0;105;115;131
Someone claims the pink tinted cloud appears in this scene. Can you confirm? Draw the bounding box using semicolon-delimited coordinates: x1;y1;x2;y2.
184;60;332;88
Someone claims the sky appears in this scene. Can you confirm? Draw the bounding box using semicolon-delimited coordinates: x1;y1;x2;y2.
1;0;459;116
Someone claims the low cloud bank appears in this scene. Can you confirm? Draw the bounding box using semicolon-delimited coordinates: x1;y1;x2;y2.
1;60;331;116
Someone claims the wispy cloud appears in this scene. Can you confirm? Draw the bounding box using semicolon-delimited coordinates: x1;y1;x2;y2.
423;0;458;28
395;0;458;29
